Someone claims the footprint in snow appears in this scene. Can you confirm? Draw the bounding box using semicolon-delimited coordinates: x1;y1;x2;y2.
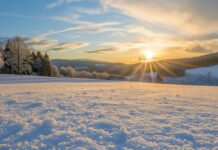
23;102;44;109
93;96;100;99
82;92;88;95
5;99;17;105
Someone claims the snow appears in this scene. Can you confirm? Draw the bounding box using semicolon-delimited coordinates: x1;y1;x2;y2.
186;65;218;77
0;74;103;84
164;65;218;85
0;75;218;149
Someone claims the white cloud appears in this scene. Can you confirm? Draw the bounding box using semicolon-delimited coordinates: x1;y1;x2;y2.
102;0;218;34
24;19;123;53
50;16;122;34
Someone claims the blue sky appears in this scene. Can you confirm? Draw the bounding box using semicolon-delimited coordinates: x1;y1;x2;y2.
0;0;218;63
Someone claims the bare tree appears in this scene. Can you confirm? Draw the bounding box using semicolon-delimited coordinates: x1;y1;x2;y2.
4;37;32;74
51;65;61;77
0;46;4;69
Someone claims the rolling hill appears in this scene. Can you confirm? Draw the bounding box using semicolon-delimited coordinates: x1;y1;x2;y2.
52;52;218;78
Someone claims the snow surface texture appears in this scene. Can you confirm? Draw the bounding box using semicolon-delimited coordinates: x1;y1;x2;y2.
0;75;218;149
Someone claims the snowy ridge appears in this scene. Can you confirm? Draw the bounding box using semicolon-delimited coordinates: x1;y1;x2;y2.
0;75;218;149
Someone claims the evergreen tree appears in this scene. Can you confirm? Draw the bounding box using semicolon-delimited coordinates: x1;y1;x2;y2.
32;52;36;60
32;52;51;76
44;53;49;60
33;51;43;75
41;53;51;76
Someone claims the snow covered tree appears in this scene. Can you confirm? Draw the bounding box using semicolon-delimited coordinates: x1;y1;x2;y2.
4;37;32;74
65;66;77;77
0;46;4;71
51;65;61;77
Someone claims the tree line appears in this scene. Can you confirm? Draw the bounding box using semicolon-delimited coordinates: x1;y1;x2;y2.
0;37;53;76
0;37;111;79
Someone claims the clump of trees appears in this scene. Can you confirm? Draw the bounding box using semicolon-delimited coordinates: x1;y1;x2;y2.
59;66;110;79
0;37;111;80
0;37;53;76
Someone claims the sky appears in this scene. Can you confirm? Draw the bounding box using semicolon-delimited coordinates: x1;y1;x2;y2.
0;0;218;63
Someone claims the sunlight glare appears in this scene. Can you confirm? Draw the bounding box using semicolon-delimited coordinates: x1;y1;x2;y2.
144;50;153;60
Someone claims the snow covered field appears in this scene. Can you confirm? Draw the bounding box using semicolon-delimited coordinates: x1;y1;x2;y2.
0;75;218;149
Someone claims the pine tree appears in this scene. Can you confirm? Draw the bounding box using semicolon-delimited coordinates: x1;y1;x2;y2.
44;53;49;60
32;52;36;60
41;53;51;76
32;52;51;76
33;51;43;75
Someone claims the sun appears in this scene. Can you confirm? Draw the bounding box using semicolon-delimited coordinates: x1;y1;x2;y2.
144;50;153;60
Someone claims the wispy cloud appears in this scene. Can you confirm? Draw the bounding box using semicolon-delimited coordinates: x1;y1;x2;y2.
25;37;89;52
86;47;117;54
102;0;218;34
70;7;105;15
46;0;83;9
24;19;122;53
48;17;122;36
186;45;212;53
0;12;29;18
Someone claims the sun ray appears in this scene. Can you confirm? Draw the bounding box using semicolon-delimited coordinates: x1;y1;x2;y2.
131;63;144;76
155;61;177;77
140;63;147;82
165;59;197;69
149;62;155;82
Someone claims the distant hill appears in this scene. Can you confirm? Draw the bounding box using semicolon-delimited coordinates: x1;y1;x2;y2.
119;52;218;77
51;59;117;67
51;52;218;77
51;59;125;74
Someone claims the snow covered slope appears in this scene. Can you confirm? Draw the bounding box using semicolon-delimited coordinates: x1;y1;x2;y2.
186;65;218;77
164;65;218;85
0;75;218;149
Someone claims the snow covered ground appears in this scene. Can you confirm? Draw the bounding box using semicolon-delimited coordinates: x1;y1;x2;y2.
186;65;218;77
164;65;218;85
0;75;218;149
